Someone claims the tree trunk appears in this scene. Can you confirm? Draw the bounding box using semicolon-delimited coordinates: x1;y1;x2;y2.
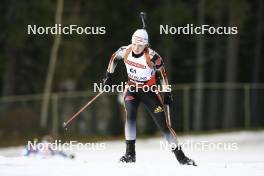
2;0;17;96
40;0;64;129
223;10;239;128
207;15;222;130
251;0;263;126
193;0;205;131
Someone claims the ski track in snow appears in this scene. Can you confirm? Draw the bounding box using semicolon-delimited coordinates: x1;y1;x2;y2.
0;131;264;176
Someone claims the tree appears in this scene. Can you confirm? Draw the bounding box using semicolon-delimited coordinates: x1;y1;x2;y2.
193;0;205;131
223;0;248;128
251;0;263;126
40;0;64;129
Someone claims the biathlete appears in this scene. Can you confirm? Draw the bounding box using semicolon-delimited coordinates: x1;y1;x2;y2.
103;29;196;166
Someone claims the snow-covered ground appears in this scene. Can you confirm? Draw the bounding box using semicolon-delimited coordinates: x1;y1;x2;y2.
0;131;264;176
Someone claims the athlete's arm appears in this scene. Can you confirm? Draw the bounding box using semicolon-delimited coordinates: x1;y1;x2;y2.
151;53;173;105
103;46;126;85
106;46;126;73
151;53;169;87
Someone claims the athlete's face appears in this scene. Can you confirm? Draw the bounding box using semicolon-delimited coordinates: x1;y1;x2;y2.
132;43;146;55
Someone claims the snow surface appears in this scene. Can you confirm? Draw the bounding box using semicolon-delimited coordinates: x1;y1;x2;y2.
0;131;264;176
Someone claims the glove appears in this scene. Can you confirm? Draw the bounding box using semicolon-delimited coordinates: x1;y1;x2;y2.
164;92;173;106
102;72;113;86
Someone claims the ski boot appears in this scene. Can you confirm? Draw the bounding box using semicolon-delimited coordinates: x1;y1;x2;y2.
173;146;197;166
119;140;136;163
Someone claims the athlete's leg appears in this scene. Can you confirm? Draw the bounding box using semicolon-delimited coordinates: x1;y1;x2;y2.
139;90;197;166
139;91;178;146
123;90;140;141
120;90;140;163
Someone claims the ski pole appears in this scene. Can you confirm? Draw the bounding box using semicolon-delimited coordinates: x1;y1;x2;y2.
63;91;104;129
165;105;172;126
